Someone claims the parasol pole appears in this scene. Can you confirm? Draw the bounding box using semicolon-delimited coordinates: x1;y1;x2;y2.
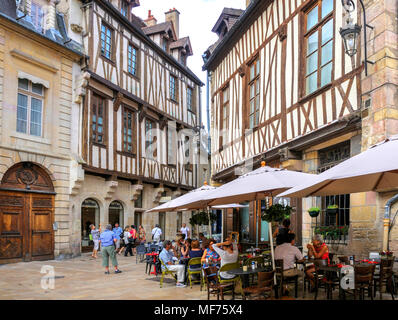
207;206;213;238
267;196;276;285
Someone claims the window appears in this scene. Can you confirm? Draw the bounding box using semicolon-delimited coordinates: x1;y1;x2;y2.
162;38;168;52
91;94;106;145
167;125;176;165
248;58;260;128
134;190;143;208
317;141;351;242
128;45;138;76
145;119;156;159
187;87;195;113
122;107;135;154
120;0;129;17
30;2;44;32
169;75;178;102
304;0;334;96
221;86;230;146
17;79;44;136
101;24;113;60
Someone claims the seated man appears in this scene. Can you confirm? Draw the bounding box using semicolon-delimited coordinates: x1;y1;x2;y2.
274;233;303;294
159;240;186;288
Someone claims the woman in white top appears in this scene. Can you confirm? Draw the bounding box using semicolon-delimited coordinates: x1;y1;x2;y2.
212;238;239;280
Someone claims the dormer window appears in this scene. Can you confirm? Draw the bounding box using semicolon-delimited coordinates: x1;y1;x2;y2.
31;2;44;32
120;0;129;18
162;37;168;52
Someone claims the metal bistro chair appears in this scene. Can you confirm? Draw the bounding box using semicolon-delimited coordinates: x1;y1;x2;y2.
218;262;241;291
135;244;147;264
354;264;376;300
159;257;178;288
150;244;159;253
373;257;395;300
187;257;202;289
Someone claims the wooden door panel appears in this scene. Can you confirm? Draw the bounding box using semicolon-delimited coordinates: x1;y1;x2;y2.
0;194;25;261
30;193;54;259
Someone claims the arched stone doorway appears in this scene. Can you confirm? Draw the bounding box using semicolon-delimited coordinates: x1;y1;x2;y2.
81;198;100;251
0;162;55;264
109;201;124;228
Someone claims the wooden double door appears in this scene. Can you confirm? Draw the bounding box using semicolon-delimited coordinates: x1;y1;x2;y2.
0;191;54;264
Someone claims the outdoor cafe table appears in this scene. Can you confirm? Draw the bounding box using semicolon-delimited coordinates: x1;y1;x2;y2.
227;266;269;288
146;252;159;276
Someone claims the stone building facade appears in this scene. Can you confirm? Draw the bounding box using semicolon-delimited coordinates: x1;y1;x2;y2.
0;0;84;263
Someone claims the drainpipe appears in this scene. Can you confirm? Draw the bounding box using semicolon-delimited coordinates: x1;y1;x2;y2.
383;193;398;251
206;71;211;165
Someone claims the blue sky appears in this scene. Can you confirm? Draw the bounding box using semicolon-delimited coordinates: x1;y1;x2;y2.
134;0;246;131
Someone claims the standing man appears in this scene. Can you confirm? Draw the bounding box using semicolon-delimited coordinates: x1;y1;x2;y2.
152;224;162;244
99;224;122;274
180;223;190;240
113;223;123;254
159;240;186;287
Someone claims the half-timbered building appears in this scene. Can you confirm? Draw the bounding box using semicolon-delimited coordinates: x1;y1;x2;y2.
204;0;398;255
56;0;203;253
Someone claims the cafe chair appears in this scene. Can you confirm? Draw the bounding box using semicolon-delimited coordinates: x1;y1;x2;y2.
187;257;202;289
313;259;335;300
275;259;299;298
242;270;274;300
218;262;241;290
145;254;156;275
158;257;178;288
354;264;376;300
135;244;147;264
203;266;235;300
373;257;395;300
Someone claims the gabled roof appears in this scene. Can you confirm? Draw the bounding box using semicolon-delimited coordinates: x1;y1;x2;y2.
211;7;244;34
142;21;177;40
170;37;193;56
203;0;270;71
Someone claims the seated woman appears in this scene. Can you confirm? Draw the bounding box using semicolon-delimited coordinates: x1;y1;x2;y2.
201;239;220;269
180;238;192;259
305;234;330;288
187;240;204;271
212;237;239;280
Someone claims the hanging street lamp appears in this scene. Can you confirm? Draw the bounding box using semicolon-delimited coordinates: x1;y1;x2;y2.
339;0;374;76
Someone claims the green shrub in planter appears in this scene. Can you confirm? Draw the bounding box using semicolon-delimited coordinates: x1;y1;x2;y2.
261;204;293;223
326;204;338;216
308;207;320;218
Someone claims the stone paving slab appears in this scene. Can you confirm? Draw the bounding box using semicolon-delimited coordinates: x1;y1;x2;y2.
0;253;395;300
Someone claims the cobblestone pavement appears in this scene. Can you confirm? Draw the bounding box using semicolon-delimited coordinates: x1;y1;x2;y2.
0;253;395;300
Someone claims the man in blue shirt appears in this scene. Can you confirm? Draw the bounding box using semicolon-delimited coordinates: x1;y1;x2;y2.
112;223;123;254
99;224;122;274
159;240;186;287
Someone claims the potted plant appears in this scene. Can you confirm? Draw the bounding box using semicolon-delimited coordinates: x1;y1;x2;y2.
380;251;394;259
308;207;321;218
261;204;293;223
189;211;217;237
326;204;339;216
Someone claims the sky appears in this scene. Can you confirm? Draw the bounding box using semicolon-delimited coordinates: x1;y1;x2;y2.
133;0;246;132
